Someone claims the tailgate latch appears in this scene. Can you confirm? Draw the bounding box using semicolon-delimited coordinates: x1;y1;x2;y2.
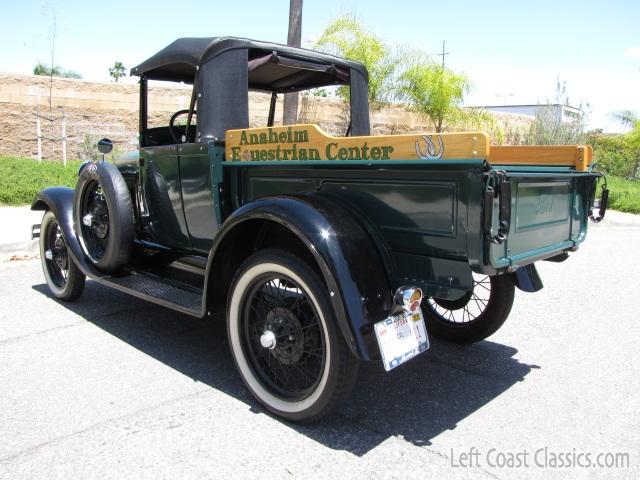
483;170;512;245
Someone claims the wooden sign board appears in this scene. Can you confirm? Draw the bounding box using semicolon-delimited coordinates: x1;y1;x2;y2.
224;123;592;171
488;145;592;171
225;124;489;162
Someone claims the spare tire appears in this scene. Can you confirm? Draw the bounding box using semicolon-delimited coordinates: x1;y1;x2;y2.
73;161;134;272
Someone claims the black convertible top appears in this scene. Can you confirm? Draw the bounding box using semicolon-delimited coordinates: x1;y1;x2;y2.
130;36;368;92
133;36;371;139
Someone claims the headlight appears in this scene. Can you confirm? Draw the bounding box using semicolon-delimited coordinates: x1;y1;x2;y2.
77;160;93;177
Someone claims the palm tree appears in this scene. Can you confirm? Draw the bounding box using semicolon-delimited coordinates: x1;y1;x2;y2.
314;14;399;108
397;62;471;133
612;110;639;129
109;61;126;82
282;0;303;125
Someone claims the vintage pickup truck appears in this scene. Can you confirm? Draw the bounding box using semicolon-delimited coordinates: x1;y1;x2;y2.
32;37;607;422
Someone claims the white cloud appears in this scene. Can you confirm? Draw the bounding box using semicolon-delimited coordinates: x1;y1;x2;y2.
624;46;640;58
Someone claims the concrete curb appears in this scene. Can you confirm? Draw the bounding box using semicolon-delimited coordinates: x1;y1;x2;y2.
0;241;39;263
1;239;39;255
591;210;640;228
0;206;43;260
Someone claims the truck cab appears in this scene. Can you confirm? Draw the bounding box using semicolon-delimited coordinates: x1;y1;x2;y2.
127;37;370;254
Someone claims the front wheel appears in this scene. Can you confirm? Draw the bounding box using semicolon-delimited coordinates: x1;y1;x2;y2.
227;249;359;423
422;273;515;344
39;211;85;301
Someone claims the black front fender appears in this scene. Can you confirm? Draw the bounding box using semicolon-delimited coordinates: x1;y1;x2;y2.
207;194;393;360
31;187;95;276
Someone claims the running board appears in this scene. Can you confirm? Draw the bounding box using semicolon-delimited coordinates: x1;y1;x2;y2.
96;269;204;317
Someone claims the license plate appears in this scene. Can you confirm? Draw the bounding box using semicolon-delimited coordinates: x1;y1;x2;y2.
374;308;429;371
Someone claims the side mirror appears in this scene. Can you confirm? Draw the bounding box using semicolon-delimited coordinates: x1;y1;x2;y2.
97;138;113;154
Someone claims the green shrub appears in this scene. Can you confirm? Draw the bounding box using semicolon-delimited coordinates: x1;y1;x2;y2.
0;157;82;206
77;133;103;162
605;176;640;214
588;134;637;178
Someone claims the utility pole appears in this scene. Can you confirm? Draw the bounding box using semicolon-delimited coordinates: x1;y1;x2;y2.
437;40;449;69
283;0;303;125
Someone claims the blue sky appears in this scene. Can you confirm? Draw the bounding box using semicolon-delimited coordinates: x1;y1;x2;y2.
1;0;638;131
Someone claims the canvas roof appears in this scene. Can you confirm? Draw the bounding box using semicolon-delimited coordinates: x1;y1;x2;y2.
130;36;367;92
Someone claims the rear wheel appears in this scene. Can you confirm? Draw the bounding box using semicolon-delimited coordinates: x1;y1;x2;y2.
39;211;85;301
227;249;359;423
422;273;515;344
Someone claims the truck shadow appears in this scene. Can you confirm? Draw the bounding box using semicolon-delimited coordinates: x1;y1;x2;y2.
33;281;538;456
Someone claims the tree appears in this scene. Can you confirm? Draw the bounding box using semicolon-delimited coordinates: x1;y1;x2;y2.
314;14;398;108
524;79;589;145
33;62;56;76
33;62;82;79
588;133;632;177
397;60;473;132
283;0;303;125
109;61;126;82
612;111;640;177
613;110;640;130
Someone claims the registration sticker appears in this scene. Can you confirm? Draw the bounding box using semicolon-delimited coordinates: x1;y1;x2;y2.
374;307;430;371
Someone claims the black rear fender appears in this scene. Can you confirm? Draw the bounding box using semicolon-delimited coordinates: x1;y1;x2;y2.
511;263;544;293
205;194;393;360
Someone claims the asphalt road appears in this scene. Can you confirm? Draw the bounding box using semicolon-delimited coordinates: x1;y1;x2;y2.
1;218;638;480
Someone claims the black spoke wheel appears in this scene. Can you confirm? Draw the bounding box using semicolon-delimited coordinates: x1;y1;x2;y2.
422;273;515;344
78;179;110;262
243;275;326;400
39;211;85;301
227;249;359;423
74;161;133;273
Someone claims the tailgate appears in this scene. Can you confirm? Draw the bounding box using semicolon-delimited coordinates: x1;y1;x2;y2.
484;168;600;270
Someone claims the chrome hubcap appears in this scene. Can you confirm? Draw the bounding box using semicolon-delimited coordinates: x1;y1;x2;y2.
260;330;277;350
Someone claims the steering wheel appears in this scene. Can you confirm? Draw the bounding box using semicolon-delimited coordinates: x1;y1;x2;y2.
169;109;196;144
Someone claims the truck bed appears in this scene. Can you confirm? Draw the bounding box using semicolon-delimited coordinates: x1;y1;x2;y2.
219;124;600;299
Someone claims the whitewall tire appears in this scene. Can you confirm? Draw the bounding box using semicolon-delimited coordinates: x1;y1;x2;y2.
227;249;358;422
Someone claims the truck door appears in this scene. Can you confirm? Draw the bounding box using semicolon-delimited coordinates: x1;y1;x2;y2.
178;143;217;253
139;145;191;249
